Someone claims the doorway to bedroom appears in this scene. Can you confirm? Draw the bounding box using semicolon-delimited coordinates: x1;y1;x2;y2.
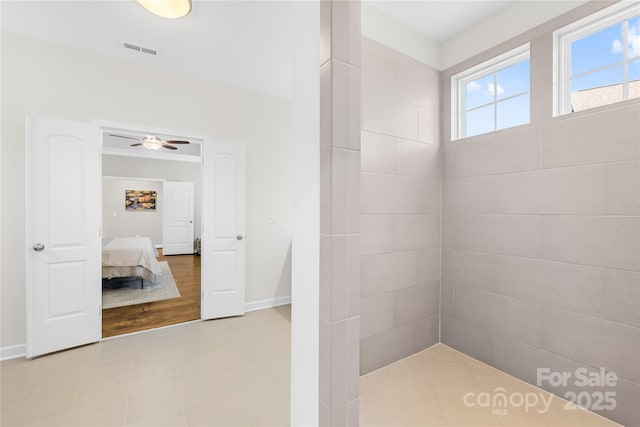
100;127;203;338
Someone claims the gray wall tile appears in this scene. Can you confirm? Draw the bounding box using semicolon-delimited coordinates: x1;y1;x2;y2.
541;103;640;169
360;39;441;373
490;333;640;427
441;316;492;364
606;268;640;328
443;176;494;214
361;293;394;338
361;131;394;175
395;138;441;179
492;215;543;258
360;323;415;374
393;282;439;327
542;215;640;271
453;126;541;177
542;307;640;383
360;214;394;255
493;255;606;318
437;9;640;427
605;161;640;215
394;213;440;251
492;165;607;215
442;248;492;291
454;286;542;347
361;250;418;297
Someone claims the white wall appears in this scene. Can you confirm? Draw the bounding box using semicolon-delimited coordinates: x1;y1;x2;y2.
361;3;440;69
439;0;589;70
102;178;164;244
102;155;203;241
0;33;292;348
361;1;589;72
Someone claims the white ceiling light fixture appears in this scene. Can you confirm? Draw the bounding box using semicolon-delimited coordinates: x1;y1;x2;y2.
137;0;192;19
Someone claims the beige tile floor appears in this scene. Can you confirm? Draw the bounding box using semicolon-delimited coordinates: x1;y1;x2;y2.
360;343;620;427
2;310;620;427
1;306;291;427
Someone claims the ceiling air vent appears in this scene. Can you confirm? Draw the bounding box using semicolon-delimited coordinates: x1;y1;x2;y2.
122;42;157;56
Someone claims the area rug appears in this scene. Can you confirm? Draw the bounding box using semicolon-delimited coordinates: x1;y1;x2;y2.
102;261;180;309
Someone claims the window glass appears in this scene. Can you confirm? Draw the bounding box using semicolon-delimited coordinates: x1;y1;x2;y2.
555;2;640;115
465;74;494;109
571;23;623;76
497;94;530;130
466;105;494;138
497;59;530;100
452;44;530;140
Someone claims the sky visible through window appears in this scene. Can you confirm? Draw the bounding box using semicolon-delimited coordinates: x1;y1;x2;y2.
571;15;640;91
464;58;530;137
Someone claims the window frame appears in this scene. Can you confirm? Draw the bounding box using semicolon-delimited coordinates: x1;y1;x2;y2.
451;43;531;141
553;1;640;116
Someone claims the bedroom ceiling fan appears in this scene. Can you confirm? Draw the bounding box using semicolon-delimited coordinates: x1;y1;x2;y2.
109;133;190;151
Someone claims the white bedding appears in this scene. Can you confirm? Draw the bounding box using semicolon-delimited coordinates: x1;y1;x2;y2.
102;237;162;281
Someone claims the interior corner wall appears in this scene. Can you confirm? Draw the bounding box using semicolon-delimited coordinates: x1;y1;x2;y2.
359;37;441;375
102;178;164;244
439;3;639;426
102;155;203;242
0;33;292;349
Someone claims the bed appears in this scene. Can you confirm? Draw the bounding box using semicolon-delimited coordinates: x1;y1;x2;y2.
102;237;162;287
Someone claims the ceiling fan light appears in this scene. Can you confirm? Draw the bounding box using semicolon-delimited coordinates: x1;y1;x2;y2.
137;0;191;19
142;136;163;150
142;141;162;150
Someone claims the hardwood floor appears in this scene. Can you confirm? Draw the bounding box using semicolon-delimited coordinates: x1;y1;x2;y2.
102;249;201;338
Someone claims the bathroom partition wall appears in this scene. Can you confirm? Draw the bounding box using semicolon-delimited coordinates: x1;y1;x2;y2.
360;38;442;374
440;4;640;426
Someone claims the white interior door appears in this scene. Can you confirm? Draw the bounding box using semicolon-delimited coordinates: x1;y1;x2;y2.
162;181;195;255
201;140;246;319
26;115;101;358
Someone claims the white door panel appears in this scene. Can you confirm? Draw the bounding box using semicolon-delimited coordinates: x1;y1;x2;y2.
26;115;101;358
162;181;195;255
201;140;245;319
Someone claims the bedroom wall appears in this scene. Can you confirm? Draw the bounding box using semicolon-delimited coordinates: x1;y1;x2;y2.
0;33;292;350
102;155;203;242
102;178;164;245
440;3;639;425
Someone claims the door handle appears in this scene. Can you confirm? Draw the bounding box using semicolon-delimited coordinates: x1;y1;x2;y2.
33;243;45;252
236;234;245;241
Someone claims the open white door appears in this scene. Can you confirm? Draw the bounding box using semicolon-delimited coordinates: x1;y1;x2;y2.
201;140;246;319
162;181;195;255
26;116;101;358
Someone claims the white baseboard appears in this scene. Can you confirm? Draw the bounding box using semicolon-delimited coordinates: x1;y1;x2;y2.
1;343;26;361
245;296;291;313
1;298;291;361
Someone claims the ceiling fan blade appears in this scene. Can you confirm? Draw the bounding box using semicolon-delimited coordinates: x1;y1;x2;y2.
110;134;140;140
130;143;143;147
162;144;178;150
165;140;190;144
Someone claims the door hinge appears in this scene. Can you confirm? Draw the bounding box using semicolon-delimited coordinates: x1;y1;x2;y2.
99;305;102;316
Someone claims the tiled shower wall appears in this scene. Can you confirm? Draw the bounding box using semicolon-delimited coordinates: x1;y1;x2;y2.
359;38;441;374
440;5;640;426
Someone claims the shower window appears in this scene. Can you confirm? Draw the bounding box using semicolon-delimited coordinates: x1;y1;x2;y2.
451;43;531;140
554;1;640;115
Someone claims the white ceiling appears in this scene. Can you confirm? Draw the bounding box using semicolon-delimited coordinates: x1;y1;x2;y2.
1;0;294;98
365;0;512;42
1;1;518;98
